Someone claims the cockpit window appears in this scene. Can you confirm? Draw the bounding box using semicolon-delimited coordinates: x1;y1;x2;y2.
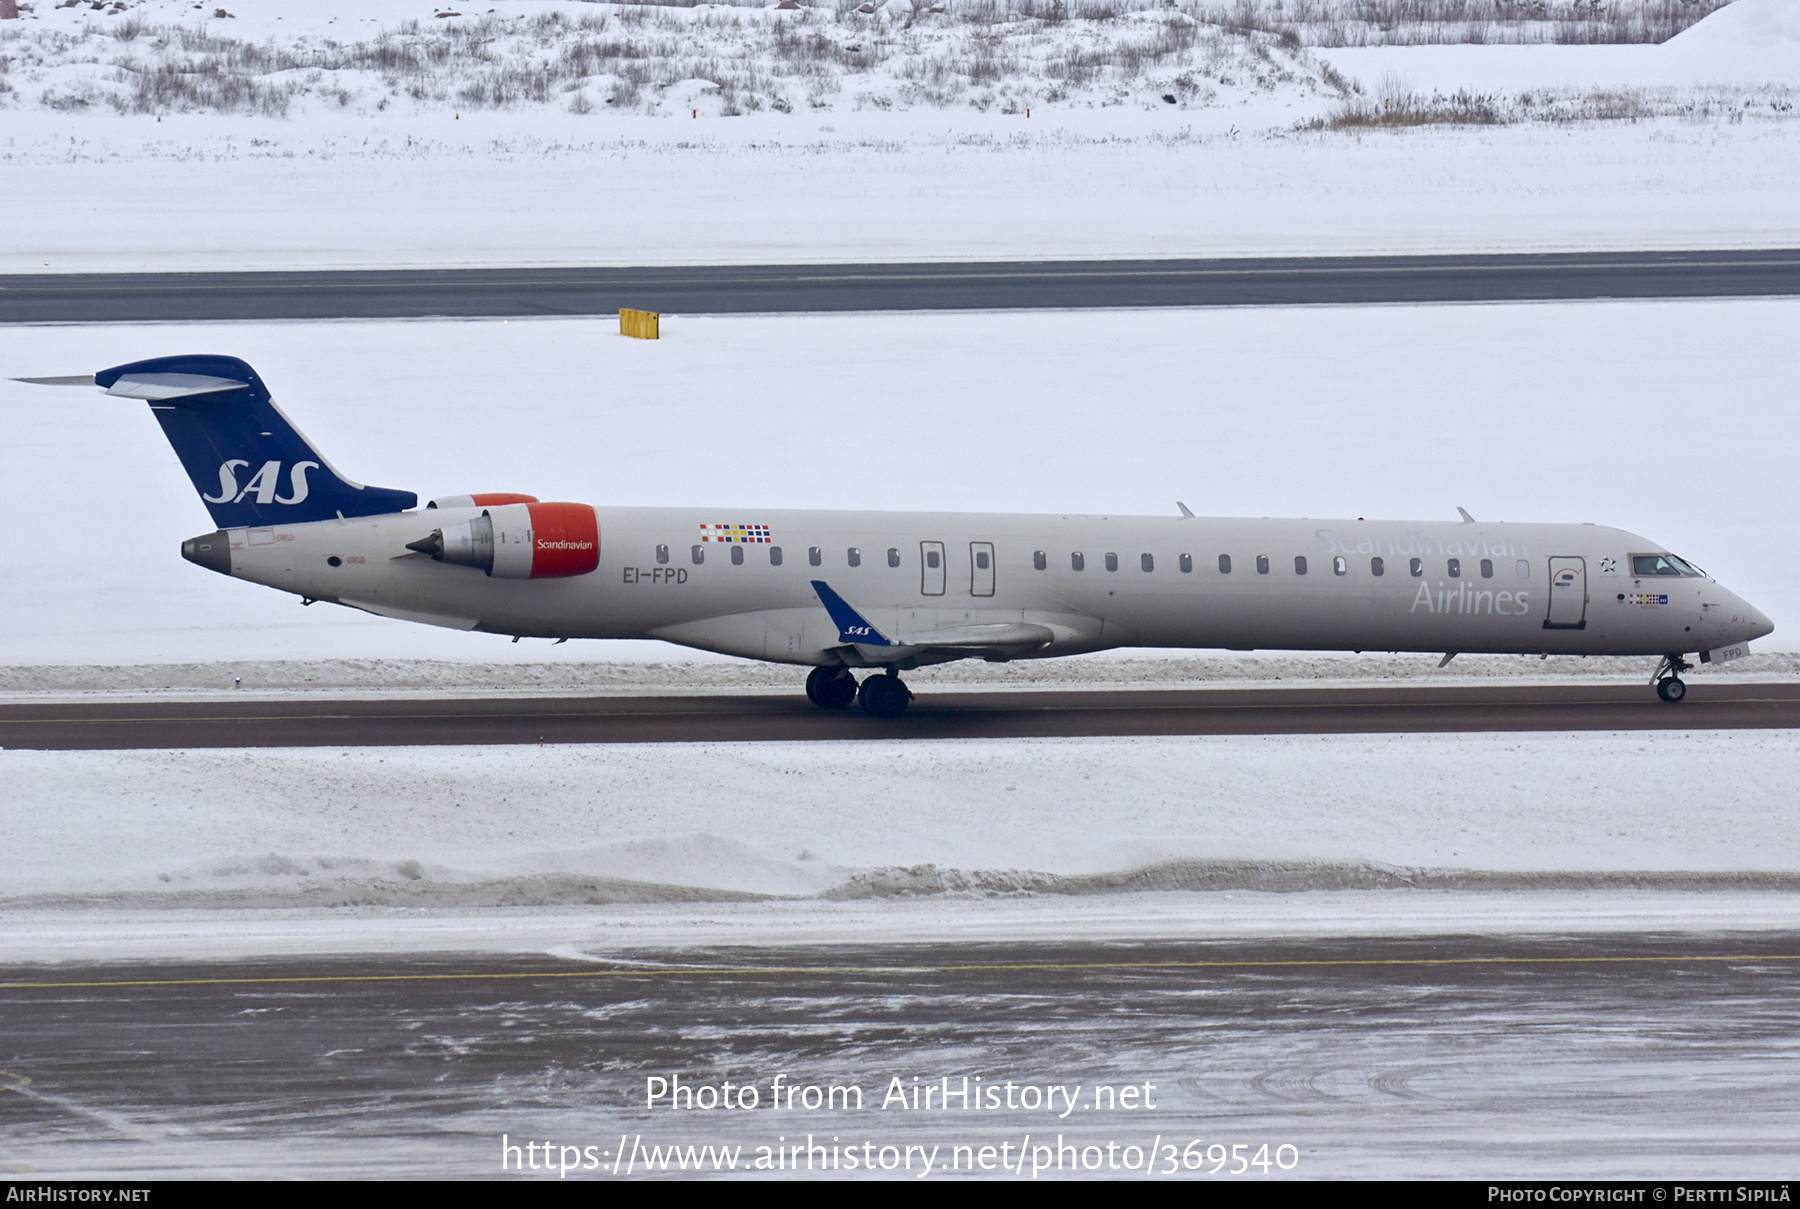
1632;554;1700;577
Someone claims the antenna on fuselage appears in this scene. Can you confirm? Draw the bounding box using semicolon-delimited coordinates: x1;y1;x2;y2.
1456;507;1476;524
1176;501;1195;518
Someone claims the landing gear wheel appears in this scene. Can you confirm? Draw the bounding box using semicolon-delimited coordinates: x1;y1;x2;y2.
857;672;912;719
1656;676;1687;704
805;666;857;709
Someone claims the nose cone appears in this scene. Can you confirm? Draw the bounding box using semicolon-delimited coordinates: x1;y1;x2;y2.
181;530;232;576
1724;589;1775;644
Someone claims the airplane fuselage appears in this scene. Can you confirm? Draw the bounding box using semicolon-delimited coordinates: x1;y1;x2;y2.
190;505;1773;668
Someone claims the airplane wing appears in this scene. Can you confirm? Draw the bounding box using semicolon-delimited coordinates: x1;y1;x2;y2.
812;580;1054;663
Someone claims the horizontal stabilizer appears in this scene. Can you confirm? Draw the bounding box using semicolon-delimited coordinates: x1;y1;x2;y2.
11;374;96;387
105;372;249;401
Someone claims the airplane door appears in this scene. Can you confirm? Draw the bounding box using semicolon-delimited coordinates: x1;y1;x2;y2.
970;541;995;597
1545;556;1587;629
920;541;945;596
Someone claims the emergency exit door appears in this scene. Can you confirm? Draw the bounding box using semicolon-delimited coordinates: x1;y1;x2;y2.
920;541;945;596
970;541;995;597
1544;556;1587;629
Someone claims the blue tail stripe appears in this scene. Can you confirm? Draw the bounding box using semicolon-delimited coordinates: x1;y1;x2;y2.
97;354;416;528
810;580;891;646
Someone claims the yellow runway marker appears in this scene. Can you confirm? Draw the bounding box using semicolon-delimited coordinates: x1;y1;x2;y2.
3;953;1798;992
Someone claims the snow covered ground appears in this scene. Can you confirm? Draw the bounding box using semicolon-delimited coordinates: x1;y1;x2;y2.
9;890;1800;965
3;728;1798;961
2;0;1797;270
2;299;1794;668
5;2;1798;967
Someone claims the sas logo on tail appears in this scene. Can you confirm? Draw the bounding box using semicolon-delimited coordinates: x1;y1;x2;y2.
202;460;322;506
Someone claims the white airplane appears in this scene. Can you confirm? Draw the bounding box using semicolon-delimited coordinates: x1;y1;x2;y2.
32;354;1774;716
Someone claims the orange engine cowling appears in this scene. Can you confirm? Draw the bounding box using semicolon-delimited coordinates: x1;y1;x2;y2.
425;493;540;509
407;501;599;579
517;501;601;578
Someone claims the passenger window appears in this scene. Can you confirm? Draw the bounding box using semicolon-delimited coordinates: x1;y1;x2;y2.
1480;558;1493;579
847;547;861;567
1179;553;1193;573
1071;552;1085;571
976;551;990;570
691;545;704;565
1448;558;1461;578
1294;556;1308;576
731;545;744;565
1033;550;1047;571
1410;558;1423;577
1141;553;1154;572
1104;552;1119;572
655;544;669;565
888;548;901;568
770;546;783;566
1218;554;1232;574
1371;557;1384;577
808;546;822;567
927;550;941;569
1516;559;1530;579
1333;556;1347;576
1256;555;1269;575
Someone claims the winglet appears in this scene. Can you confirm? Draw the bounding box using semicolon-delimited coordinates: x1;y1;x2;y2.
1456;507;1476;524
811;580;891;646
1176;501;1195;518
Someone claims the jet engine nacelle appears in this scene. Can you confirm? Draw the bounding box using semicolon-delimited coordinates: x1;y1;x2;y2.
407;501;599;579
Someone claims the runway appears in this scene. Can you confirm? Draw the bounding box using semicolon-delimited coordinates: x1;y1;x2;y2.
5;249;1798;323
4;933;1797;1178
3;681;1795;750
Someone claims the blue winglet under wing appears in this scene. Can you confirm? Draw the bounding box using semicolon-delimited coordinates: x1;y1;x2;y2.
811;580;891;646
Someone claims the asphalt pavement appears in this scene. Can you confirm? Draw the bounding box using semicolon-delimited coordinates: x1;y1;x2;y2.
5;249;1798;322
3;681;1795;749
4;933;1798;1178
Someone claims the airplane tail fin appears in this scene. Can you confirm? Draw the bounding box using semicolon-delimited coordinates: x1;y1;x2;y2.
94;354;416;528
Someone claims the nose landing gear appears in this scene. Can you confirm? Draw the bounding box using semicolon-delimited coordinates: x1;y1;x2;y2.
1651;654;1692;704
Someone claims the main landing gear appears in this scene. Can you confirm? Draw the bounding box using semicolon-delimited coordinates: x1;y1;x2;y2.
1652;654;1691;704
805;665;858;710
804;666;913;718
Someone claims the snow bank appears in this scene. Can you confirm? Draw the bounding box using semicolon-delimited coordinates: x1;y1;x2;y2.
2;302;1793;667
7;889;1799;965
1312;0;1796;129
1;3;1795;271
1675;0;1800;51
5;731;1798;913
11;115;1799;272
1321;0;1800;95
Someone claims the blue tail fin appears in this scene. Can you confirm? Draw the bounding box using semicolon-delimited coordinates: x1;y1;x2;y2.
96;354;416;528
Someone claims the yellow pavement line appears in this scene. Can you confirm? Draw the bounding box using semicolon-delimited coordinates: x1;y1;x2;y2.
4;953;1797;992
0;1071;33;1089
